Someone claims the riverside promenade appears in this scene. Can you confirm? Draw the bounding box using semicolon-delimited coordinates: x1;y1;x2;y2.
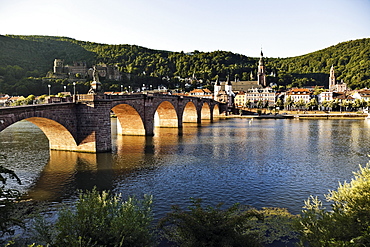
216;109;368;120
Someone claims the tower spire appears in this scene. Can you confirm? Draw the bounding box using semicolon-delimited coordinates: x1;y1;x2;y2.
257;49;267;87
329;64;336;89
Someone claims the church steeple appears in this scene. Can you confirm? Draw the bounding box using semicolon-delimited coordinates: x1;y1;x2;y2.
257;49;267;87
329;65;336;88
225;75;233;96
214;75;221;100
226;74;232;85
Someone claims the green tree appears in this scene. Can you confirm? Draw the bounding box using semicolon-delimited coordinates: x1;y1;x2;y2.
275;98;284;109
32;188;155;247
0;155;22;239
25;95;35;105
306;98;318;110
158;198;264;247
257;99;264;109
296;162;370;246
294;99;306;110
284;96;294;110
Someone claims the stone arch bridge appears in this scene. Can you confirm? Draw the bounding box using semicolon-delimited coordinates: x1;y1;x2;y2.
0;94;225;153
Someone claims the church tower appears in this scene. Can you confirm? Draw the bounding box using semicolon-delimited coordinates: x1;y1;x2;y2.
257;50;267;87
329;65;336;89
214;76;221;100
224;75;234;107
225;75;233;96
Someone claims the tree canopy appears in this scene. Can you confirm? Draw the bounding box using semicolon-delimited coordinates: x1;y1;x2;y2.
0;35;369;95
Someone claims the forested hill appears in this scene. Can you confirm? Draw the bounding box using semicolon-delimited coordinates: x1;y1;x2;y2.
0;35;369;95
270;38;370;89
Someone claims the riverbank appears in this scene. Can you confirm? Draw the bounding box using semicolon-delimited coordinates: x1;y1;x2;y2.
216;110;368;120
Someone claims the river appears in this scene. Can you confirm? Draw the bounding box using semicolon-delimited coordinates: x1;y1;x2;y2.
1;117;370;221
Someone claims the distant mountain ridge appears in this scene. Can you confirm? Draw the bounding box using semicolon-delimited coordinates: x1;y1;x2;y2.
0;35;369;95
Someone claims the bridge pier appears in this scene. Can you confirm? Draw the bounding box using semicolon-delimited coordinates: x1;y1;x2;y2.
76;101;112;152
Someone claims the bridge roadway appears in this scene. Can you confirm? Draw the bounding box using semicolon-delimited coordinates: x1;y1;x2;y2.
0;93;225;153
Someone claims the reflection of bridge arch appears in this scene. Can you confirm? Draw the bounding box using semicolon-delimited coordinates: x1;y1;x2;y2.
155;101;178;127
183;102;198;123
111;104;145;135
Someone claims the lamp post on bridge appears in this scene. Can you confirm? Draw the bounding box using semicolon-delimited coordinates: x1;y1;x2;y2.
73;82;76;102
48;84;51;96
64;85;66;92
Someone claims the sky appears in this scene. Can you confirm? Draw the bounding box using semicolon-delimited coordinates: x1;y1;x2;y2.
1;0;369;58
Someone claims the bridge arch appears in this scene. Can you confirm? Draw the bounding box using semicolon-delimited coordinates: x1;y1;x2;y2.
201;102;212;120
183;101;198;123
111;104;145;135
25;117;78;151
212;104;220;117
154;101;178;127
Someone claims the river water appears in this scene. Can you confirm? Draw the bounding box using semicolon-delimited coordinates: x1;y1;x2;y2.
1;118;370;220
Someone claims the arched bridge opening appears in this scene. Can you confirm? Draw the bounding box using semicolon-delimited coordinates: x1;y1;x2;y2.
213;104;220;117
0;117;80;152
201;102;212;120
155;101;178;128
26;117;78;151
111;104;145;135
183;101;198;123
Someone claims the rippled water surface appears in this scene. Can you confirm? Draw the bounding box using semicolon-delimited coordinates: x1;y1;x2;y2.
1;118;370;218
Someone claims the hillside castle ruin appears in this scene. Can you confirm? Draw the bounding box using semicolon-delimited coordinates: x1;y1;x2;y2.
49;59;122;81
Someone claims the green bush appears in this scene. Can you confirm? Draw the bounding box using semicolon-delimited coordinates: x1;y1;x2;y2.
296;162;370;246
32;188;155;247
249;207;298;245
0;157;22;239
158;198;264;247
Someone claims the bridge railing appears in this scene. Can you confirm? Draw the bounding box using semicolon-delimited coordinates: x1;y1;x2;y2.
81;92;219;103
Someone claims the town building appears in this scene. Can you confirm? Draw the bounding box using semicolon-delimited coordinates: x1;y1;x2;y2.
234;91;246;107
214;76;235;107
351;89;370;101
245;87;276;107
188;88;213;99
285;88;312;103
318;91;333;103
0;95;10;106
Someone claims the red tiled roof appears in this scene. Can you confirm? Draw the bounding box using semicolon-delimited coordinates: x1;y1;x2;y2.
287;88;311;95
189;89;212;94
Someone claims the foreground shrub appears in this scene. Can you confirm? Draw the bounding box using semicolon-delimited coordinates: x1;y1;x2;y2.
159;198;264;247
158;198;297;247
296;162;370;246
0;159;22;240
32;188;155;247
249;207;298;245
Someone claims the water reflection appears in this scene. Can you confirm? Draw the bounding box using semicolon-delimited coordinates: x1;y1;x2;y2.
25;151;116;201
1;118;370;217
